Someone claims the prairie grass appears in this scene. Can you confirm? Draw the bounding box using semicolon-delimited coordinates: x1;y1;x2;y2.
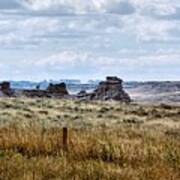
0;98;179;180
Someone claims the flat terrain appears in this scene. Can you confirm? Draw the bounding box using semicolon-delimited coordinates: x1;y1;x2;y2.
125;81;180;103
0;98;179;180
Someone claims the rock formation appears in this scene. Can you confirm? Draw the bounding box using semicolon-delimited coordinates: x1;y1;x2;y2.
77;77;131;102
91;76;131;102
0;81;10;91
22;83;69;98
22;90;51;98
0;81;12;96
77;90;87;98
76;90;92;100
0;77;131;102
47;83;69;95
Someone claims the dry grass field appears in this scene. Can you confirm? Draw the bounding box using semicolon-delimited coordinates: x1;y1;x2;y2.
0;98;179;180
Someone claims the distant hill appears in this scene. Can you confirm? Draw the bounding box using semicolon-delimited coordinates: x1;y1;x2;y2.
125;81;180;103
8;79;83;90
6;80;98;94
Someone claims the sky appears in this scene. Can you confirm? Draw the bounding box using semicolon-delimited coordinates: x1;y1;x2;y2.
0;0;180;82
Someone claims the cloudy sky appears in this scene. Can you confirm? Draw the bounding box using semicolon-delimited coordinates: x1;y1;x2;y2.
0;0;180;81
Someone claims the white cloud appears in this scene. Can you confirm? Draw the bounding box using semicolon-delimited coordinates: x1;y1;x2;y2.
0;0;180;80
18;0;180;17
35;51;114;67
34;49;180;70
1;0;180;47
19;0;136;15
121;15;178;42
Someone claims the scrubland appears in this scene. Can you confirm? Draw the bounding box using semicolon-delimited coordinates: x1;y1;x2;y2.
0;98;179;180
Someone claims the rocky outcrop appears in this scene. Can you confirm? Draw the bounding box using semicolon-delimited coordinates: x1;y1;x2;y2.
91;77;131;102
0;82;10;91
77;77;131;102
76;90;92;100
77;90;87;98
22;90;52;98
22;83;69;98
0;81;13;96
0;77;131;102
0;81;69;98
47;83;68;95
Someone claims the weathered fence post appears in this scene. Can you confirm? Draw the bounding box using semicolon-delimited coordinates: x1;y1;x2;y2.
32;171;36;180
63;127;68;151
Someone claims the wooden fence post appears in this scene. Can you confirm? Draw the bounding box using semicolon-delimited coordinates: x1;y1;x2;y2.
63;127;68;151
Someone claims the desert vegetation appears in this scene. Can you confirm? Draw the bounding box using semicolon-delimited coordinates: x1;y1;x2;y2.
0;98;179;179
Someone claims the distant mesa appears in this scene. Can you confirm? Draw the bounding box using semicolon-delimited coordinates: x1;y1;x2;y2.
0;76;131;102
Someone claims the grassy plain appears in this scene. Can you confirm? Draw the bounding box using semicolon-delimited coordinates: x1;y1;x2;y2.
0;98;179;180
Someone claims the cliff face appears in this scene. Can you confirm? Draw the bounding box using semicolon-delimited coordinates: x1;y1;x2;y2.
90;77;131;102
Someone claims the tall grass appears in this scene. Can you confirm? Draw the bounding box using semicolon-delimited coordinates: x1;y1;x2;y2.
0;98;179;179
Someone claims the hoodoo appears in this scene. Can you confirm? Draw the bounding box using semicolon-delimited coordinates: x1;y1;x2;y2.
90;76;131;102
